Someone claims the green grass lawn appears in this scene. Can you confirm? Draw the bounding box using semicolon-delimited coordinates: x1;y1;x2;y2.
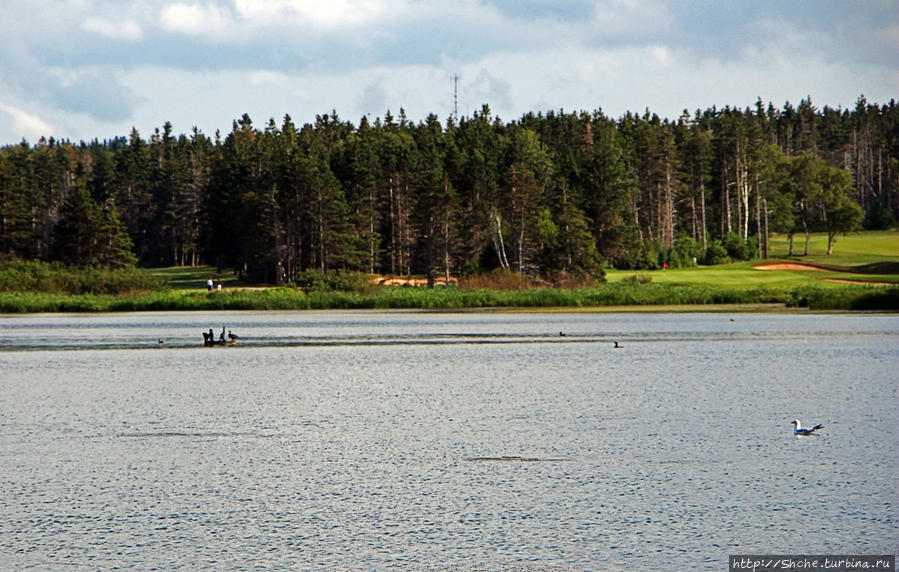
607;262;805;288
150;266;254;292
607;263;899;288
608;230;899;288
767;230;898;267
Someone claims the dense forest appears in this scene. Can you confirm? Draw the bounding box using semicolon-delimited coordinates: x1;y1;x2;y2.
1;96;896;285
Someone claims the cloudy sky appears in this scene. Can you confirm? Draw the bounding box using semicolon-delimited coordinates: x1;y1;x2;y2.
1;0;896;144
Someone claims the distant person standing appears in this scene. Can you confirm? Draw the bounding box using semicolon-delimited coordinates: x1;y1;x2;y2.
207;277;214;291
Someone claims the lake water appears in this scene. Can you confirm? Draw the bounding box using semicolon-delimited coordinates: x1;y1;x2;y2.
0;310;896;570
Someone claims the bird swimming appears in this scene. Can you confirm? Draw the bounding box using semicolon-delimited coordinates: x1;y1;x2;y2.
613;341;621;348
791;419;823;436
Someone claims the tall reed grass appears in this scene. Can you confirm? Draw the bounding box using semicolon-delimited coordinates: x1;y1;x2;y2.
785;285;899;310
1;282;896;313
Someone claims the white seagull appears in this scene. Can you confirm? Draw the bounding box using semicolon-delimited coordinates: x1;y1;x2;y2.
791;419;823;436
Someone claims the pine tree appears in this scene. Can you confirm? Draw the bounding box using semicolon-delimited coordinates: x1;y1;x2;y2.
411;114;455;286
52;183;102;265
305;144;363;271
115;128;152;263
97;197;137;267
552;176;603;278
0;148;34;258
333;116;384;275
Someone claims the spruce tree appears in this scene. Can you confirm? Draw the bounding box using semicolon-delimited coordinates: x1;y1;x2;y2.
52;184;102;266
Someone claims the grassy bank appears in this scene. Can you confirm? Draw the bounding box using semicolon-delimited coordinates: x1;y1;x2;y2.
1;282;897;313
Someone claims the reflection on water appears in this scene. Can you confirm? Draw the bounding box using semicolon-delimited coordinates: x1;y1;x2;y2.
1;311;897;569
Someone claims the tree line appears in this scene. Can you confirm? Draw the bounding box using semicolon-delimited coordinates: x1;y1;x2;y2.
0;96;896;284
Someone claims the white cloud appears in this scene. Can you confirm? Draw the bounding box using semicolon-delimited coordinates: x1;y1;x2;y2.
249;70;289;85
357;81;388;116
82;16;143;41
0;103;55;142
160;2;234;38
0;0;897;145
592;0;671;37
157;0;404;41
647;45;673;67
235;0;399;29
464;68;513;113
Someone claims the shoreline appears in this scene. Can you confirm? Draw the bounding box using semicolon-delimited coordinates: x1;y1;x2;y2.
3;303;898;317
1;281;897;314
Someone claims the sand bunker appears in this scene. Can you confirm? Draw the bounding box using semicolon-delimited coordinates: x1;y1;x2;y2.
753;262;894;285
752;263;827;271
823;278;894;286
373;276;458;286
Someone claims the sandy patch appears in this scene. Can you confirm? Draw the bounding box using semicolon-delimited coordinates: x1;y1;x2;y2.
373;276;458;286
822;278;894;286
753;262;894;285
752;263;827;271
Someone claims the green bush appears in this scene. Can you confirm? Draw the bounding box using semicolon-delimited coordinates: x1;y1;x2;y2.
785;284;899;310
849;288;899;310
622;274;652;284
724;231;757;261
670;236;701;268
0;260;166;294
702;240;730;265
459;268;536;290
294;269;377;294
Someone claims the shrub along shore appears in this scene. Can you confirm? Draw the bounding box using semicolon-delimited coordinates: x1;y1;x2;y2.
1;282;897;313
